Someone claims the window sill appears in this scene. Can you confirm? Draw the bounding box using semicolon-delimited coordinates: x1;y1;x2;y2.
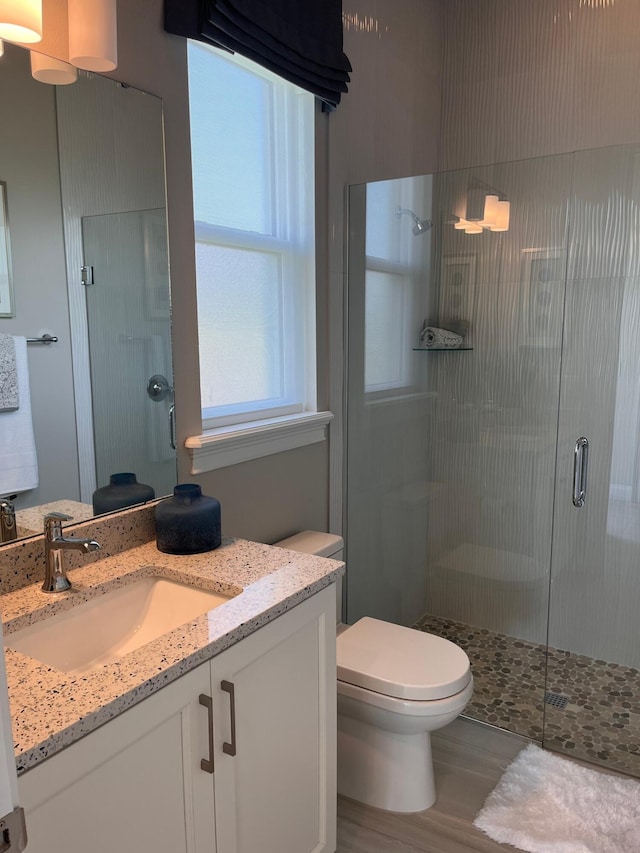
185;411;334;474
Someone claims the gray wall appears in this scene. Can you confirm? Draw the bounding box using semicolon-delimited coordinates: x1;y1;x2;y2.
113;0;334;543
32;0;445;544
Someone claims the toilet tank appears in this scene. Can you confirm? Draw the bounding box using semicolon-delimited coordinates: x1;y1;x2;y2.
273;530;344;561
272;531;345;623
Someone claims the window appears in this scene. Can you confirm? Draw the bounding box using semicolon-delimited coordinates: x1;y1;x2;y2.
363;179;430;397
187;43;316;431
364;264;413;392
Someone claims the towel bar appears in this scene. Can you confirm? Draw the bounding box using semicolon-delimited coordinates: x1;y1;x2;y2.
26;335;58;345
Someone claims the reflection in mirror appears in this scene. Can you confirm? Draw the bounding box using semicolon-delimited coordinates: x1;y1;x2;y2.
0;44;175;543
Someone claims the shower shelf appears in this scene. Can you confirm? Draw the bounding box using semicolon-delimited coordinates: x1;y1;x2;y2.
412;347;473;352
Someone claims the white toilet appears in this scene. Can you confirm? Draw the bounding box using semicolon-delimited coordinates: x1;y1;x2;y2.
273;531;473;813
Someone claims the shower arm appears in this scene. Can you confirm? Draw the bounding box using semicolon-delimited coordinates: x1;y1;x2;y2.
396;206;432;234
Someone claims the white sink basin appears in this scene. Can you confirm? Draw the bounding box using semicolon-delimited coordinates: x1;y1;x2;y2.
5;577;230;674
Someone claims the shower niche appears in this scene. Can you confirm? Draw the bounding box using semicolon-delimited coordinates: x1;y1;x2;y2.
346;143;640;778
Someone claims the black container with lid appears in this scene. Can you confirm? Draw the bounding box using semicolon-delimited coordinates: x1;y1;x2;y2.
155;483;221;555
92;472;155;515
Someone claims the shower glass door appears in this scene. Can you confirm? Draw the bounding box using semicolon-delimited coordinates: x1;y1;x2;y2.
346;143;640;779
544;145;640;776
347;154;573;745
82;209;175;499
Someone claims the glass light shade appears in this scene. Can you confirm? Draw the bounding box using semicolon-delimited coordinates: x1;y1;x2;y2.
465;186;486;222
464;222;483;234
490;200;511;232
30;51;78;85
68;0;117;72
0;0;42;43
480;194;499;227
454;218;469;230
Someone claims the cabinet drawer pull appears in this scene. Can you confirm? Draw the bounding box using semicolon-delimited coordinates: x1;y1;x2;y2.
199;693;215;774
221;680;237;756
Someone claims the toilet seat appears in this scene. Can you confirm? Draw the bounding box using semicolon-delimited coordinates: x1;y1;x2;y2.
337;673;474;717
337;617;471;701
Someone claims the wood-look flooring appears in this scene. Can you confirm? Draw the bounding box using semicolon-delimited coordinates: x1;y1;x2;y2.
336;717;526;853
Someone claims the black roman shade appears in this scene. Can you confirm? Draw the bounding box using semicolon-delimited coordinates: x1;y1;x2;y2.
164;0;351;109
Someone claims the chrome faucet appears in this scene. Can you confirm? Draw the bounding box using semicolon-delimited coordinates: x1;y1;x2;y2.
0;497;17;543
42;512;101;593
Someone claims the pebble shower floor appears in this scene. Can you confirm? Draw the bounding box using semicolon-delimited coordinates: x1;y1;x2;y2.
414;613;640;777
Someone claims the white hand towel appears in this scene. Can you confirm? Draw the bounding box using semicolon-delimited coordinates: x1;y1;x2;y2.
419;326;463;349
0;333;18;411
0;337;38;494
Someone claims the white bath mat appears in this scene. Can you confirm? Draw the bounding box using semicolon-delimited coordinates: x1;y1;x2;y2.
474;743;640;852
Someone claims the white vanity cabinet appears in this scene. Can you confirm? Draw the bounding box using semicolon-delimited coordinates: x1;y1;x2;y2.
211;584;336;853
17;584;336;853
17;662;216;853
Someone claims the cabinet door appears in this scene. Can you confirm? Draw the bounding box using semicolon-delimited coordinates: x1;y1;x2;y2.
18;663;216;853
211;585;336;853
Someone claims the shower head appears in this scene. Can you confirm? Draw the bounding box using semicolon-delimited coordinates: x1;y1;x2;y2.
396;206;432;235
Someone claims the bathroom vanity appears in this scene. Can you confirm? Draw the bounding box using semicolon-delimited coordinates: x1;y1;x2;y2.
0;514;343;853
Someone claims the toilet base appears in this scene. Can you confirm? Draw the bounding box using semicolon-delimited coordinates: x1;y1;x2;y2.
337;712;436;813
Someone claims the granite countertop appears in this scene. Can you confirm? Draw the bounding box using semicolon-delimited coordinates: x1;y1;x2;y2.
15;499;95;538
0;537;344;775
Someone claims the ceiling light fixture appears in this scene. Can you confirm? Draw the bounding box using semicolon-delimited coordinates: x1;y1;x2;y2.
0;0;42;44
479;194;499;228
453;182;510;235
30;51;78;85
489;200;510;232
68;0;117;72
463;222;483;234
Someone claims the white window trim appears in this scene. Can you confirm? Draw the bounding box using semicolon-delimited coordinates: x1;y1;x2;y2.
189;45;317;435
185;411;333;474
195;220;311;428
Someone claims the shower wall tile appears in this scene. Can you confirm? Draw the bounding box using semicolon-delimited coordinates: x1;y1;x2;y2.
439;0;500;171
335;0;443;194
435;154;572;308
326;0;443;533
567;145;640;280
489;0;581;164
346;395;437;625
573;0;640;151
421;153;574;646
441;0;640;171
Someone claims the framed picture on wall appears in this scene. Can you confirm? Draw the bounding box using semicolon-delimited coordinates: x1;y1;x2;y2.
0;182;14;318
439;253;476;325
520;248;564;347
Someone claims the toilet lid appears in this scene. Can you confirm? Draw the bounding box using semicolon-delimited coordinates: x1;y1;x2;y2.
337;617;471;701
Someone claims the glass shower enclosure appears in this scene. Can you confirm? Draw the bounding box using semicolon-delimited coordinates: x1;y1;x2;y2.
346;143;640;777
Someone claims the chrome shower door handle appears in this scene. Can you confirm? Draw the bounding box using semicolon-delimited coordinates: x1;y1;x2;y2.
169;403;176;450
572;437;589;508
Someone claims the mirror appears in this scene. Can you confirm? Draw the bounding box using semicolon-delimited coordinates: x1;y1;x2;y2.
0;43;176;543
